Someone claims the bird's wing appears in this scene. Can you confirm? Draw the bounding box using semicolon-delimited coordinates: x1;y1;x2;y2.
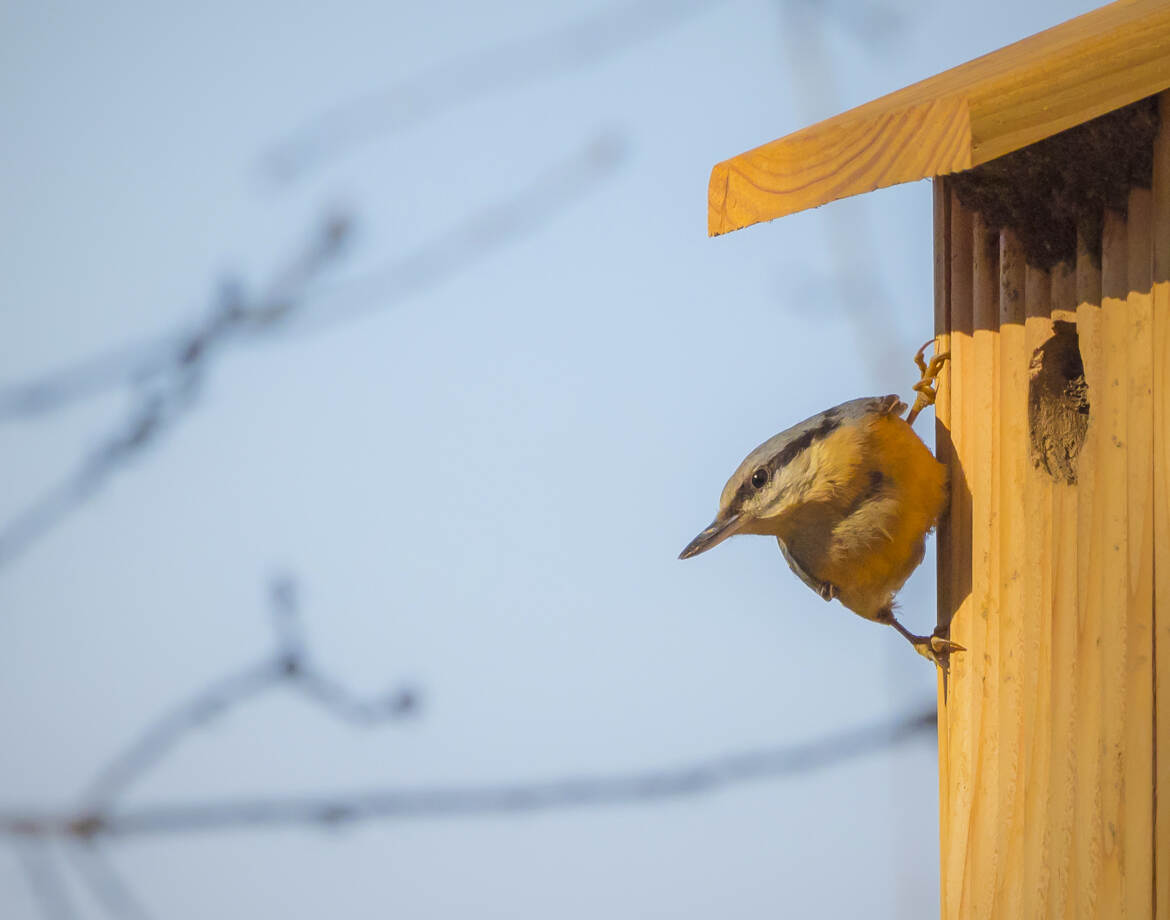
777;538;834;601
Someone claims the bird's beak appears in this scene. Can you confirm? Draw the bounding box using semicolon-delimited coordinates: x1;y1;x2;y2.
678;513;743;560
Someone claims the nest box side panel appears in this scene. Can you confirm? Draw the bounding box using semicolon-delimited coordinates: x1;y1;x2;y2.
934;90;1169;919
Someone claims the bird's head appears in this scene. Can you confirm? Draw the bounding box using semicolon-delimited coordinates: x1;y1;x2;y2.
678;406;845;560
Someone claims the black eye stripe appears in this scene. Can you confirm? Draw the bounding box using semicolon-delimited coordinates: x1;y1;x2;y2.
727;411;844;513
773;413;841;469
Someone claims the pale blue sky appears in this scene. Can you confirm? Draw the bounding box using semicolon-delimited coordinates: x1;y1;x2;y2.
1;1;1094;917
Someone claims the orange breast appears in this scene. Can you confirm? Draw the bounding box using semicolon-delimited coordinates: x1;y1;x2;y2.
820;414;948;619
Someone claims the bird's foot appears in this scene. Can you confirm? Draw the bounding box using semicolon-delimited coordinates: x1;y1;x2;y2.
905;338;950;426
908;630;966;670
818;581;838;602
881;610;965;670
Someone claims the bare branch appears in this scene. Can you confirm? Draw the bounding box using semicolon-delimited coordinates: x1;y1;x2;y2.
0;131;623;573
280;129;627;336
0;217;349;422
76;576;417;812
267;574;418;724
78;662;284;811
67;843;153;920
0;218;351;571
0;388;185;570
775;0;913;380
0;338;174;419
0;127;622;429
261;0;716;183
1;704;933;839
13;843;79;920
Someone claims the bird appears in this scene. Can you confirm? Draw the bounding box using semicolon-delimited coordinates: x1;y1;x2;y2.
678;343;962;667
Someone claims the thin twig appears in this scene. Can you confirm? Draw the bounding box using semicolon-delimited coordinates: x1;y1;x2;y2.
261;0;717;183
0;338;174;419
77;576;417;811
281;129;627;336
0;219;351;570
78;662;284;810
0;130;624;574
67;843;154;920
1;705;934;839
13;842;79;920
776;0;910;383
0;219;348;422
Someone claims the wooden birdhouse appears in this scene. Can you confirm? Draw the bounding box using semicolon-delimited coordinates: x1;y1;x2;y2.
707;1;1170;916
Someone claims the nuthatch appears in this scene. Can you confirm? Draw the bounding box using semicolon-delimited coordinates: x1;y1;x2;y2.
679;343;962;666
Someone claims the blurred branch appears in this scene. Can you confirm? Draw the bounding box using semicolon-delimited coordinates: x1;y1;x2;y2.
77;576;417;811
0;131;625;571
776;0;915;382
0;339;173;420
286;130;626;335
13;843;78;920
261;0;716;184
66;844;153;920
783;0;909;47
1;703;933;839
0;218;349;421
0;217;350;570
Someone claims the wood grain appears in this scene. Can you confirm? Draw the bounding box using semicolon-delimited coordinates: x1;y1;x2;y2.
966;209;1001;919
1153;88;1170;920
1123;185;1155;920
1073;228;1105;919
939;188;974;920
935;87;1170;917
1047;259;1079;919
936;96;1169;916
1022;262;1060;917
1098;207;1130;915
933;182;953;920
708;0;1170;235
996;228;1027;916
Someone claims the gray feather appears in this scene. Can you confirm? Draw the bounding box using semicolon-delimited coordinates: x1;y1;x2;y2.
777;538;836;601
737;395;906;479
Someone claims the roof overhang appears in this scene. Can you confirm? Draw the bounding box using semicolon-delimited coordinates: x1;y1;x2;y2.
708;0;1170;236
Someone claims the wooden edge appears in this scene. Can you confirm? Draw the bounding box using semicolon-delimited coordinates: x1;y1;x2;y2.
1123;182;1155;920
1073;227;1104;910
707;96;971;236
940;190;975;920
706;0;1170;236
932;179;952;920
1152;88;1170;920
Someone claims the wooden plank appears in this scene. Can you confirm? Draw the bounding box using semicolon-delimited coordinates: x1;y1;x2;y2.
1153;87;1170;920
708;0;1170;234
940;190;974;920
1124;185;1155;920
1019;262;1054;918
933;180;953;920
964;210;1001;919
1097;208;1130;915
936;129;1162;920
708;96;969;236
1074;229;1104;917
995;228;1028;916
1045;261;1080;920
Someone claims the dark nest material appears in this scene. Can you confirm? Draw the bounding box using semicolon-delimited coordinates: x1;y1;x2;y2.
950;96;1160;269
1028;320;1089;484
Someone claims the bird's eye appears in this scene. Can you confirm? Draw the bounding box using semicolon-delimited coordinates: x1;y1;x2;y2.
751;467;768;488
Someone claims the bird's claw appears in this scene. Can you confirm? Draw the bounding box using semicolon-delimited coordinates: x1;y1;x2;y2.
910;631;965;669
818;581;838;602
906;337;950;426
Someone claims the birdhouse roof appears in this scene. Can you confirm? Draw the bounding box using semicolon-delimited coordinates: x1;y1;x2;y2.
708;0;1170;237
